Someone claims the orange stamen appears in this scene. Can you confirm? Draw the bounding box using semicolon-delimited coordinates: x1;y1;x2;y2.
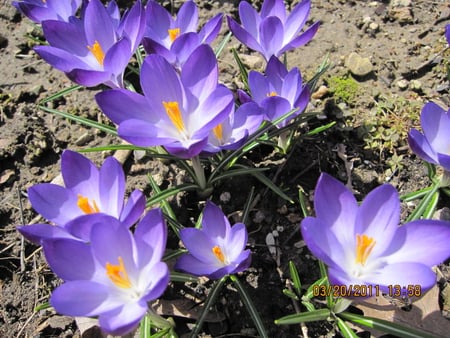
267;91;277;97
212;246;225;263
77;194;100;214
213;123;224;142
163;101;185;132
355;234;376;266
87;40;105;66
168;28;180;42
106;257;132;289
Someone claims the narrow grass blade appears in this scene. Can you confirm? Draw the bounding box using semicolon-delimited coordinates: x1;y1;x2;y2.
298;186;309;218
422;189;439;219
230;275;269;338
275;309;331;325
146;183;198;208
241;186;255;224
336;317;359;338
304;276;327;300
189;277;227;338
39;105;117;135
248;169;293;203
140;313;151;338
231;48;249;89
39;85;82;104
338;311;437;338
209;167;269;184
405;179;440;222
215;31;232;58
400;186;433;202
306;121;336;136
170;272;199;283
289;261;301;295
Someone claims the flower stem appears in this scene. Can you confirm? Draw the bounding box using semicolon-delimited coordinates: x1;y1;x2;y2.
191;156;212;197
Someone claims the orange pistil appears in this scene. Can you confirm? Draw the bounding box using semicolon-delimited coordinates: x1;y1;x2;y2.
355;234;376;266
77;194;100;214
106;256;132;289
267;91;277;97
163;101;185;132
212;246;225;264
213;123;224;142
168;28;180;42
87;40;105;66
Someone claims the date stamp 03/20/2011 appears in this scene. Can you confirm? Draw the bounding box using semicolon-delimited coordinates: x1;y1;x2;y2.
312;284;423;298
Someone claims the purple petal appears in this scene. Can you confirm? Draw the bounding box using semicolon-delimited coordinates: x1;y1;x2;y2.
34;46;88;73
13;3;53;23
66;68;112;88
408;129;437;164
314;173;358;248
144;1;171;48
84;0;115;49
28;183;82;225
64;214;116;242
279;21;320;55
170;32;202;69
51;280;113;316
284;0;311;41
118;119;175;147
237;89;253;104
43;238;95;280
261;0;286;21
176;0;198;33
118;0;145;51
437;153;450;171
238;2;260;40
385;220;450;266
248;71;271;104
420;102;450;155
140;262;170;301
61;150;99;196
134;208;167;268
175;253;220;276
17;224;75;245
199;13;223;44
301;216;347;267
446;24;450;46
365;262;437;292
259;16;284;60
103;37;132;84
120;190;146;228
41;20;87;54
98;157;125;218
355;184;400;256
164;138;209;159
266;56;288;79
181;45;218;102
261;96;293;125
98;301;147;336
202;201;228;239
225;223;248;260
95;89;153;125
179;228;218;264
227;16;263;55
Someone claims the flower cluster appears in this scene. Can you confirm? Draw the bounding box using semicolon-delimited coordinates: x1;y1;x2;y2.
14;0;450;336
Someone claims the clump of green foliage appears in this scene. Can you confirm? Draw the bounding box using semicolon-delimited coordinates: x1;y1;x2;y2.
327;75;359;104
362;95;422;175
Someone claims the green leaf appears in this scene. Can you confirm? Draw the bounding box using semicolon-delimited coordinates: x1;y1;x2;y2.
39;105;117;136
275;309;331;325
209;166;270;184
306;121;336;136
39;85;83;104
400;186;433;202
170;271;199;283
405;179;440;222
336;317;359;338
283;289;299;300
215;31;232;58
338;311;438;338
146;183;198;208
288;261;302;295
189;277;227;338
230;275;269;338
34;302;51;312
304;276;327;299
140;313;151;338
247;169;293;203
231;48;249;89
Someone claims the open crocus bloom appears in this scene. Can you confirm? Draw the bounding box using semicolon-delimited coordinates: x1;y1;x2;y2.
227;0;319;61
12;0;82;24
175;201;251;279
301;173;450;296
143;0;222;69
43;210;169;336
239;56;309;127
408;102;450;171
96;45;234;159
34;0;145;88
18;150;145;244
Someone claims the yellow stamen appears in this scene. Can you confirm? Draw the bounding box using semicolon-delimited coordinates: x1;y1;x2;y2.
212;246;225;264
106;256;132;289
87;40;105;66
77;194;100;214
163;101;185;132
213;123;224;142
355;234;376;266
168;28;180;42
267;91;277;97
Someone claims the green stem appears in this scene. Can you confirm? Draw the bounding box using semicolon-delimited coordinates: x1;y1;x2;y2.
191;156;207;190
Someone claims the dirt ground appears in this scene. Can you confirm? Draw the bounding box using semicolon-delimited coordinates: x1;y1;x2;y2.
1;0;450;337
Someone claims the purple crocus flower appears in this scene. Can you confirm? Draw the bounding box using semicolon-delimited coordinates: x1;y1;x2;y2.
96;45;234;159
143;0;222;68
175;201;251;279
43;209;169;336
18;150;145;244
301;173;450;296
408;102;450;171
33;0;145;88
12;0;82;24
239;56;309;127
204;102;264;153
227;0;320;61
446;24;450;46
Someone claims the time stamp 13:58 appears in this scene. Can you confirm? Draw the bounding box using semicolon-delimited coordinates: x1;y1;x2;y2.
312;284;422;298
